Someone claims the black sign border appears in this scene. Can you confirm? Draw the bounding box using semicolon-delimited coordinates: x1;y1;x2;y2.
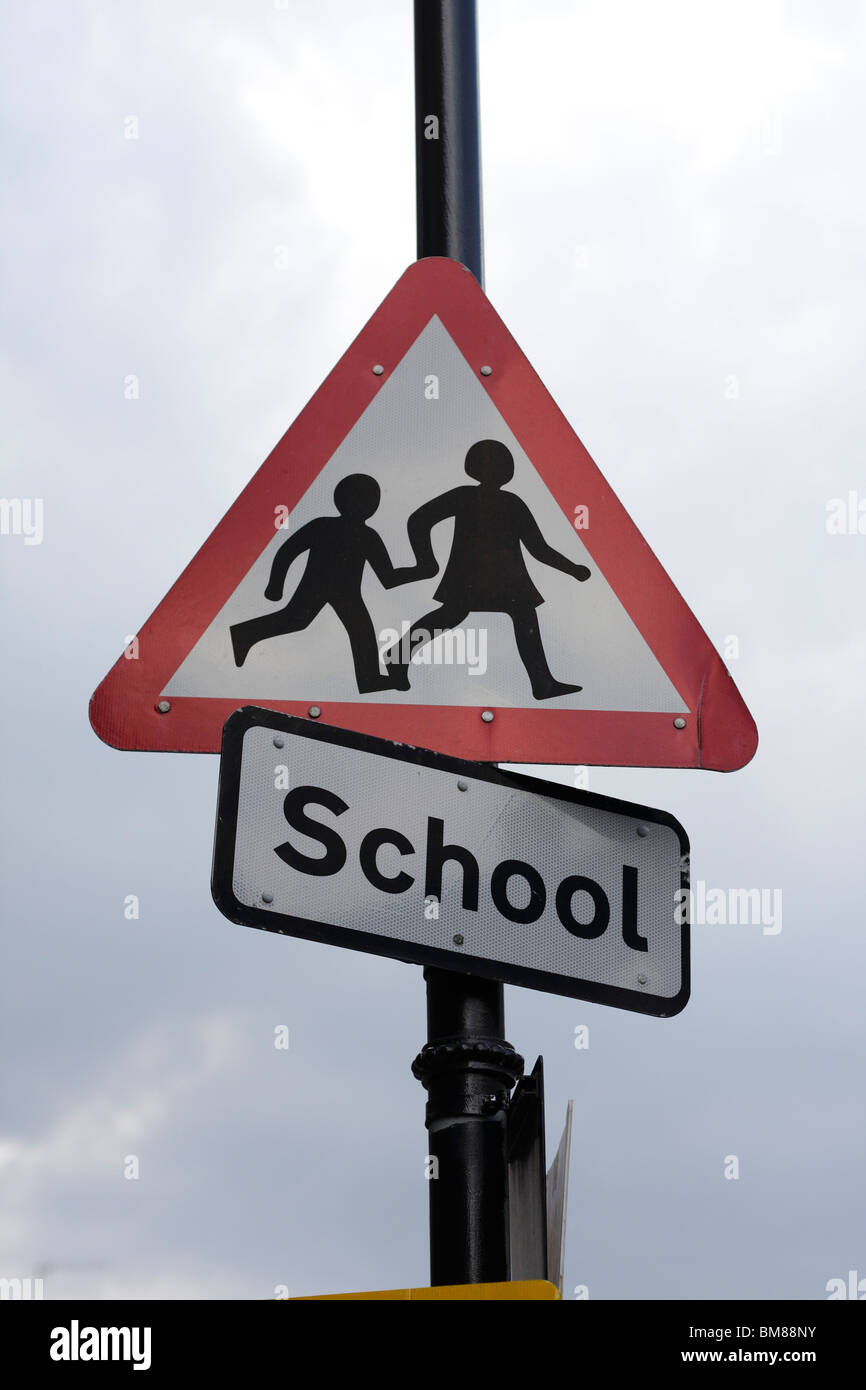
212;707;690;1018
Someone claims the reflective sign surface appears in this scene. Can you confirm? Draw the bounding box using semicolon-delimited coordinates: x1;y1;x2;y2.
212;709;690;1016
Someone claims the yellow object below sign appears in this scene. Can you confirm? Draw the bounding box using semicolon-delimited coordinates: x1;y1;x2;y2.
290;1280;559;1301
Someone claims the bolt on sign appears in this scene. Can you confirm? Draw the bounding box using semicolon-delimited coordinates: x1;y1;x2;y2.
90;257;756;771
211;709;690;1018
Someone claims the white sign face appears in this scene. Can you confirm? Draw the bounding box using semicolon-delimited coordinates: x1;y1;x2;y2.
91;258;756;767
168;317;687;714
212;709;690;1016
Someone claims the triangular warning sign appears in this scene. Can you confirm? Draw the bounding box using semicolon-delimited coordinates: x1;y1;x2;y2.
90;258;757;770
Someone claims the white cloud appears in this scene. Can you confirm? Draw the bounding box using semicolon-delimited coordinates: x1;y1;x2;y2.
0;1014;248;1293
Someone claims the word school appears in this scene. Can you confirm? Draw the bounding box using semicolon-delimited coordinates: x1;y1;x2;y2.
276;786;649;947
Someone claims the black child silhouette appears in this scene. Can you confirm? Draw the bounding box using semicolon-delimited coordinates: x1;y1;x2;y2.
382;439;591;699
230;474;410;694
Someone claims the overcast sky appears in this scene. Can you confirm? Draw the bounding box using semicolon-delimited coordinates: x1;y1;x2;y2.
1;0;864;1300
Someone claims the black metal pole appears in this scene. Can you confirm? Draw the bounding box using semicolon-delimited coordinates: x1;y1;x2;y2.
413;0;484;284
413;970;524;1284
410;0;523;1288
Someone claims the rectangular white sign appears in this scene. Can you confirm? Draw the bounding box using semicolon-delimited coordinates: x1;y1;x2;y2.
212;709;690;1016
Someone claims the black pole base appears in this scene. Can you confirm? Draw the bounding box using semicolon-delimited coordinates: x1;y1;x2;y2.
413;969;524;1286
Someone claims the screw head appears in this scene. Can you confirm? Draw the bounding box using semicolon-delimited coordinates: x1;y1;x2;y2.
453;934;464;946
262;892;274;904
457;780;468;791
480;365;493;376
481;710;494;723
673;717;687;730
308;706;321;719
156;700;171;714
273;736;285;749
636;825;649;838
372;364;384;376
637;974;648;985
